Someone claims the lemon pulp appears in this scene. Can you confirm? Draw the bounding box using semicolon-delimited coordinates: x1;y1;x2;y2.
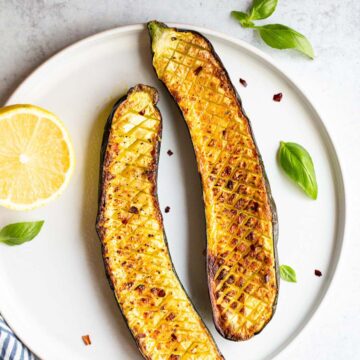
0;104;75;210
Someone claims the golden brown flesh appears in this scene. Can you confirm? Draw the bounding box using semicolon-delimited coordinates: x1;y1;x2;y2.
149;22;278;341
96;84;223;359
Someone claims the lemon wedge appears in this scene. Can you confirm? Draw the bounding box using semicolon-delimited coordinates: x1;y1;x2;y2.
0;104;75;210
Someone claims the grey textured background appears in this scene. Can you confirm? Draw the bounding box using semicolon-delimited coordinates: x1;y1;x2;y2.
1;0;359;359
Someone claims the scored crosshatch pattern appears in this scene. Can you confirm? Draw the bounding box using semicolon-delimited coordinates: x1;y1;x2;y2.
96;85;223;359
151;24;278;340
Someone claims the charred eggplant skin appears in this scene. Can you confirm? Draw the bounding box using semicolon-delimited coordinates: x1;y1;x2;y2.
96;84;223;359
148;21;279;341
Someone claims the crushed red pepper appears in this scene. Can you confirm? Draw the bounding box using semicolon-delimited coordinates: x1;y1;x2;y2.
166;313;176;321
151;287;166;297
129;206;139;214
82;335;91;346
273;93;283;102
239;78;248;87
314;269;322;277
165;206;170;213
167;149;174;156
194;66;203;75
135;284;145;292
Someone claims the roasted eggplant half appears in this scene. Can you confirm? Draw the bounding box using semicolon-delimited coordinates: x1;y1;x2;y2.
96;84;223;359
148;22;279;341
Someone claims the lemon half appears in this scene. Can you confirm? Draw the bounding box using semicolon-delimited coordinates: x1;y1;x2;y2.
0;104;75;210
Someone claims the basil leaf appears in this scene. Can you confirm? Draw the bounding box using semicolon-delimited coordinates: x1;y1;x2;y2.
278;141;318;199
256;24;314;59
0;221;44;246
280;265;297;282
249;0;278;20
231;11;254;28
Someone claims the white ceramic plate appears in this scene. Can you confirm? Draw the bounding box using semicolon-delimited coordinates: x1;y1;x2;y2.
0;24;345;360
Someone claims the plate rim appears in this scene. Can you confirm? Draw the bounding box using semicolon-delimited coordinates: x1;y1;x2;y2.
2;22;347;360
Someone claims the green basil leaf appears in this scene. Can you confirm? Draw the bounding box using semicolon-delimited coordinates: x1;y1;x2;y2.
231;11;255;28
249;0;278;20
256;24;314;59
280;265;297;282
278;141;318;199
0;221;44;246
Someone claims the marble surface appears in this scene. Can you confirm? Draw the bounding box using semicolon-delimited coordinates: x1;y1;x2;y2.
0;0;359;359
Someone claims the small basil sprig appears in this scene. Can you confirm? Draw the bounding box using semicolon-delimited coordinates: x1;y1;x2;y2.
249;0;278;20
256;25;314;58
231;0;314;59
278;141;318;199
231;11;254;28
280;264;297;282
0;221;44;246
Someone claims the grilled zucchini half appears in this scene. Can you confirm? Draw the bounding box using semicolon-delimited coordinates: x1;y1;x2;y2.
96;84;223;359
148;22;279;341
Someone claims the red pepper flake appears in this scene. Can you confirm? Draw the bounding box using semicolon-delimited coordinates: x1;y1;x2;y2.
139;109;145;116
165;206;170;213
167;149;174;156
125;281;133;289
314;269;322;277
194;66;203;75
129;206;139;214
82;335;91;346
166;313;176;321
151;287;166;297
135;284;145;292
239;78;247;87
273;93;283;102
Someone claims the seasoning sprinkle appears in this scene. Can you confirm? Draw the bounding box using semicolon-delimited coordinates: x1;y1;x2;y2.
239;78;248;87
314;269;322;277
82;335;91;346
194;66;203;75
273;93;283;102
129;206;139;214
